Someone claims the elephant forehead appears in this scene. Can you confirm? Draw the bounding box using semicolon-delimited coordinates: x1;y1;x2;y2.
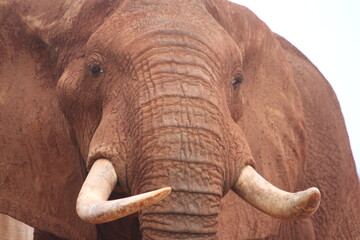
86;0;241;66
118;0;218;38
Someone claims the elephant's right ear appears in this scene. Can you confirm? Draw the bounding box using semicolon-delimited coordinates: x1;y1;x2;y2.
0;3;96;240
14;0;122;60
203;1;309;239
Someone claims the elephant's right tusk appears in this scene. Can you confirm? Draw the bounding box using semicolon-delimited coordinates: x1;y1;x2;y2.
233;165;321;220
76;159;171;224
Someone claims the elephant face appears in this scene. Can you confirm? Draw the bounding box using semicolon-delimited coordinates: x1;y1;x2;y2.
57;2;254;237
1;0;325;239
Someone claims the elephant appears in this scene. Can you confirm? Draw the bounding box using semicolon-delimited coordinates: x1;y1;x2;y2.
0;0;359;239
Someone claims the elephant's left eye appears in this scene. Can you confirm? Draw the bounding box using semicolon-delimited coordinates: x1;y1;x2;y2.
231;76;244;88
87;63;104;75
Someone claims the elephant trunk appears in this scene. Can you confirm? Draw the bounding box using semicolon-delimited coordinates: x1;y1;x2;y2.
128;90;227;238
139;192;220;239
136;151;223;239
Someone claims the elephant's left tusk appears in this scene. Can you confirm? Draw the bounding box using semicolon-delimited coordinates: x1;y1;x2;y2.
233;165;321;220
76;159;171;224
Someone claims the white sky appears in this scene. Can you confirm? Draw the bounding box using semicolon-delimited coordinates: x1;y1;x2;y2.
229;0;360;176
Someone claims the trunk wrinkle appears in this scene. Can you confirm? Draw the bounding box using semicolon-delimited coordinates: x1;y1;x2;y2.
143;228;216;240
141;212;219;217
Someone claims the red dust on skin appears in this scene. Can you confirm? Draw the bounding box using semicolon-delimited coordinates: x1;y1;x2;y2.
0;0;359;240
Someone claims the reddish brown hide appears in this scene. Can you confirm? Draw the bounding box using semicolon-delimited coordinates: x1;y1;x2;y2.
0;0;359;239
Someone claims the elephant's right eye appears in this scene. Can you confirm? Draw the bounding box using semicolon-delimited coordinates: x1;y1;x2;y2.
87;63;104;75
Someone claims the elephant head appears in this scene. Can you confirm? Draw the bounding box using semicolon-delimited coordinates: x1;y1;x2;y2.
2;0;341;239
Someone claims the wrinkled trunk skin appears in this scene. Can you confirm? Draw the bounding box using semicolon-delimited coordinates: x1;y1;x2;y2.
128;78;227;239
137;122;223;239
116;24;237;238
140;192;220;239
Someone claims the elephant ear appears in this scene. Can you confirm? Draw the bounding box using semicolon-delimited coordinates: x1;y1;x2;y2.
0;1;121;239
0;3;95;240
14;0;123;65
204;1;307;239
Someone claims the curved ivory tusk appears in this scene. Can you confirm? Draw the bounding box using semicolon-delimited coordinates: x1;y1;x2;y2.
233;166;321;220
76;159;172;224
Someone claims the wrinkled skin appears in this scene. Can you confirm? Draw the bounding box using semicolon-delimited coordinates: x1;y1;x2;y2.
0;0;359;239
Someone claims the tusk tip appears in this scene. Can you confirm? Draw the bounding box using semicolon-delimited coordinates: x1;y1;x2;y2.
152;187;172;199
292;187;321;219
303;187;321;210
161;186;172;193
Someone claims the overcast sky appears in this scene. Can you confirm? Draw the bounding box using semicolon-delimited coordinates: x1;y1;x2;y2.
230;0;360;175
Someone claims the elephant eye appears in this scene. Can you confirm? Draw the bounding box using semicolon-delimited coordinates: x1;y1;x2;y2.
87;63;104;75
231;76;244;88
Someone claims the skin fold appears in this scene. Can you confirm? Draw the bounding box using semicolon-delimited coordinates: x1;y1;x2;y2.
0;0;359;239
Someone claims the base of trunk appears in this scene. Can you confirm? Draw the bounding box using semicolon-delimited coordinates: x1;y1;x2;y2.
142;228;217;240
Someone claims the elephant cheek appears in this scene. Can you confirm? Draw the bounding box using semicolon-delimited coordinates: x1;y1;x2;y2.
227;92;245;123
56;59;85;111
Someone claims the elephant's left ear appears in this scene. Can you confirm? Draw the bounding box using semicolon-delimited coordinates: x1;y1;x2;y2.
203;1;307;239
0;2;98;240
